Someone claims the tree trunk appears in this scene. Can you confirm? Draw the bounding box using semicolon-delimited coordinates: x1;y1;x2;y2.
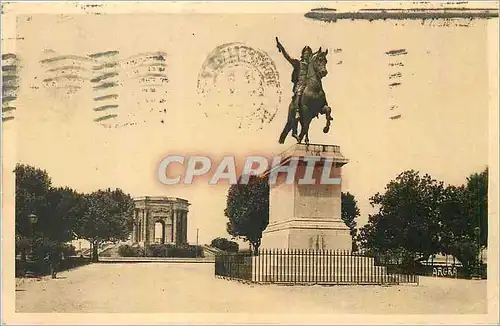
21;248;27;262
92;241;99;262
251;240;261;256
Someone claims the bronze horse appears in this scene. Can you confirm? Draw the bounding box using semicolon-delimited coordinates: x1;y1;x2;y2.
278;48;333;144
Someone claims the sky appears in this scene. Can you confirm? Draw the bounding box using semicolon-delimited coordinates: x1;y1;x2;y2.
3;3;496;246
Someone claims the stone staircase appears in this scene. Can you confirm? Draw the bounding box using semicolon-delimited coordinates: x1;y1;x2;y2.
80;242;122;258
99;243;123;257
202;245;225;257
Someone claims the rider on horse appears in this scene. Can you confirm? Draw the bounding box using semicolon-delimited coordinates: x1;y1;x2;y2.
293;46;313;112
276;38;313;141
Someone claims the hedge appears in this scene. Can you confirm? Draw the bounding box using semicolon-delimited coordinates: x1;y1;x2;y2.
118;244;144;257
16;256;91;277
118;244;204;258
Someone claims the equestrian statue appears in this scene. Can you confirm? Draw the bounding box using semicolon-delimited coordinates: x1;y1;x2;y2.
276;37;333;144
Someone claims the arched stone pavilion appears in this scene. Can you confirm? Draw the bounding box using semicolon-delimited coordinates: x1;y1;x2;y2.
131;196;190;246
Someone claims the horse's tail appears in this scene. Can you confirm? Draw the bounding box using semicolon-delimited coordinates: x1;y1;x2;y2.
278;102;296;144
278;131;286;144
279;121;292;144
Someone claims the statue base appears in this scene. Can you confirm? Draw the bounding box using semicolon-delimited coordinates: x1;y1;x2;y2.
261;143;352;251
260;219;352;251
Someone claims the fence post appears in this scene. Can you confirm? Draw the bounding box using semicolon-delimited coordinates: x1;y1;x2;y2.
289;249;292;284
260;248;263;283
237;253;240;279
315;249;319;284
307;248;310;284
265;248;269;283
273;249;277;283
280;248;283;283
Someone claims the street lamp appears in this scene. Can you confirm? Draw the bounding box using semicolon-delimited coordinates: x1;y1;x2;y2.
196;228;199;258
474;226;481;279
28;214;38;258
28;214;38;225
22;213;38;276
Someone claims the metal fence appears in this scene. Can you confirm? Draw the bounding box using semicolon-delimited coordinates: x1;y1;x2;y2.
215;249;419;285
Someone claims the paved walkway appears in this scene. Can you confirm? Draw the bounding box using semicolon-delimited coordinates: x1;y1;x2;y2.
16;263;487;313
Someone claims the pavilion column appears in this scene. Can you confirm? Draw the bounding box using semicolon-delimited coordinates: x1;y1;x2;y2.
138;219;142;242
137;209;141;242
185;212;188;243
132;209;137;243
162;222;166;244
177;210;182;244
145;209;151;244
136;209;140;242
142;209;147;244
131;210;135;243
175;210;182;244
182;211;187;244
177;211;182;244
172;210;177;244
180;211;184;244
179;211;184;244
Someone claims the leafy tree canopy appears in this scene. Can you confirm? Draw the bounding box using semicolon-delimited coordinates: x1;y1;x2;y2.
225;175;269;254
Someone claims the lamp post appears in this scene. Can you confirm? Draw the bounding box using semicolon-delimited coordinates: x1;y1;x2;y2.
28;214;38;259
196;228;199;258
22;213;38;276
474;226;481;279
28;213;38;225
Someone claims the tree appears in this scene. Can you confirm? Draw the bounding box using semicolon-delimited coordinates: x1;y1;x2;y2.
439;168;488;275
210;237;239;253
225;175;269;255
42;187;86;242
358;168;489;274
341;192;360;252
15;164;52;238
358;170;444;261
75;188;134;262
15;164;53;261
439;185;477;273
465;168;488;248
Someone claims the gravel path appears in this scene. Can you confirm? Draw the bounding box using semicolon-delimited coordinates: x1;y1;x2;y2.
15;263;487;314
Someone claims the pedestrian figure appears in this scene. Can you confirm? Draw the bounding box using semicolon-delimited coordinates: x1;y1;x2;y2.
45;248;63;279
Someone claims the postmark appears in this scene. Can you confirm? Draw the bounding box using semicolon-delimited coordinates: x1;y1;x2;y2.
2;53;19;122
36;50;170;128
197;42;282;131
40;50;93;98
38;50;94;123
114;51;169;128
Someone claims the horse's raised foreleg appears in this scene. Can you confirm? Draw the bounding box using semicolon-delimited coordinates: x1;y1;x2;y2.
322;105;333;134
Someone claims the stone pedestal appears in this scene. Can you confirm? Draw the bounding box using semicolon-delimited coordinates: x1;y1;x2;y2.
261;143;352;251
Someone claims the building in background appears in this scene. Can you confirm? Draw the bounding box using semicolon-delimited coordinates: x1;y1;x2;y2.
131;196;190;246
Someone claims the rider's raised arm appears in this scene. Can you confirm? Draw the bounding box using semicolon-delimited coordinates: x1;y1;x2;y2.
276;38;296;66
281;47;296;66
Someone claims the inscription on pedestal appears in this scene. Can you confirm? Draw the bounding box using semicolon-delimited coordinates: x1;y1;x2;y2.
297;184;334;197
308;235;326;250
